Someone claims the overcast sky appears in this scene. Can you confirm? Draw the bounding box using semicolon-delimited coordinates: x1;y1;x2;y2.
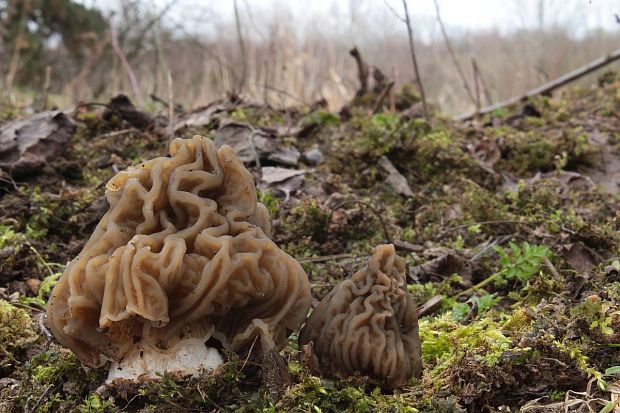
83;0;620;39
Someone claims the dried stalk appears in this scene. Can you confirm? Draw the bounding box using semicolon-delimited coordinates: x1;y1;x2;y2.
109;20;144;108
167;69;174;140
38;66;51;111
471;58;493;106
5;0;29;95
234;0;248;94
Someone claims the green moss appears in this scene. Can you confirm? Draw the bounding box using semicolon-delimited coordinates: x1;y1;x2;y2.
300;110;340;129
419;312;515;378
0;300;39;366
278;376;419;413
257;189;280;218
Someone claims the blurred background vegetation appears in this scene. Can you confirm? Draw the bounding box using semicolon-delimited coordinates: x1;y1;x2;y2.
1;0;619;115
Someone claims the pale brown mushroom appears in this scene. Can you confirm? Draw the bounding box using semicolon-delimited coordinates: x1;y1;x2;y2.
46;135;311;381
298;244;422;388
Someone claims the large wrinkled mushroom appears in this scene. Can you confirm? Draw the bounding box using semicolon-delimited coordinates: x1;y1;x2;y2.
46;135;311;382
299;244;422;388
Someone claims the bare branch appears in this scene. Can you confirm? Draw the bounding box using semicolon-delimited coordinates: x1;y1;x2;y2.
401;0;430;123
433;0;476;106
381;0;406;22
456;47;620;121
110;20;144;108
349;46;369;95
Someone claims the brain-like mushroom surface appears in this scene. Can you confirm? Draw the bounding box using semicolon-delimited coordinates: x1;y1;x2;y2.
298;244;422;388
46;135;311;378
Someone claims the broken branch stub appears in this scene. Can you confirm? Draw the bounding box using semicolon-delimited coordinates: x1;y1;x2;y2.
298;244;422;388
46;136;311;382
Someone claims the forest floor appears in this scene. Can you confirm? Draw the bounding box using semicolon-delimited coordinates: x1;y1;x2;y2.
1;72;619;413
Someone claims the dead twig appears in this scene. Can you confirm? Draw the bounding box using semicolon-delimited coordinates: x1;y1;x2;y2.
167;69;174;140
234;0;247;94
26;384;57;413
437;220;522;238
544;256;561;280
393;239;424;253
350;46;369;96
37;66;52;111
432;0;476;106
456;47;620;121
150;93;183;113
109;20;144;108
371;80;395;114
416;295;443;318
471;58;493;106
470;235;513;262
401;0;430;123
93;128;141;140
296;253;355;263
5;0;29;96
240;335;259;371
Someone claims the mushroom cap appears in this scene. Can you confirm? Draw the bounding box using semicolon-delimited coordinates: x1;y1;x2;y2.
46;136;311;367
298;244;422;388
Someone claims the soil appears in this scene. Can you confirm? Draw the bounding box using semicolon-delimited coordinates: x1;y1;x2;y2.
0;74;619;413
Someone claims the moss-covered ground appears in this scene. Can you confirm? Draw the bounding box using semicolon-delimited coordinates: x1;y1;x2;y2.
1;74;620;412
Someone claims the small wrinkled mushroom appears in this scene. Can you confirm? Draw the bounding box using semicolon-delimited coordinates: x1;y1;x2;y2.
298;244;422;388
46;135;311;382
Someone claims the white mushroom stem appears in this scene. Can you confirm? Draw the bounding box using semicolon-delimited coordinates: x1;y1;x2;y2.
106;338;224;383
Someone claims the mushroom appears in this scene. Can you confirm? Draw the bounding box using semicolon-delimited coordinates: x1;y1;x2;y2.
298;244;422;388
46;135;311;382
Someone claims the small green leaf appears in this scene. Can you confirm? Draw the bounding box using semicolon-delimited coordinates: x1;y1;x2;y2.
599;401;617;413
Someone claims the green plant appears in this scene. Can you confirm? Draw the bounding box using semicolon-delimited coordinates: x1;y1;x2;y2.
0;224;24;248
21;272;61;308
457;242;551;297
78;394;118;413
257;189;280;218
451;294;502;321
572;295;619;336
21;245;63;308
0;300;39;364
492;242;551;286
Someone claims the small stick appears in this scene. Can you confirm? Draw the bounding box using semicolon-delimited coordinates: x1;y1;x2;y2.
401;0;430;123
471;58;493;106
456;46;620;121
40;66;52;111
433;0;476;106
437;220;522;238
393;239;424;253
109;20;144;108
416;295;442;318
471;59;481;110
240;335;259;371
371;80;395;114
390;65;397;112
297;253;355;263
94;128;140;140
544;256;561;280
